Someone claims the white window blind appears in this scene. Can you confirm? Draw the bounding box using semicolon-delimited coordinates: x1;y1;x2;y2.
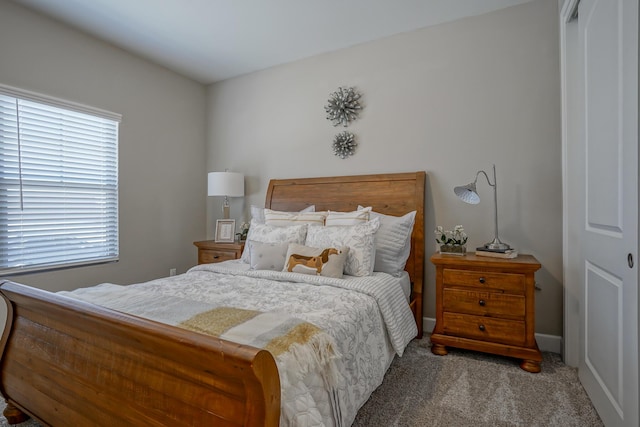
0;85;120;275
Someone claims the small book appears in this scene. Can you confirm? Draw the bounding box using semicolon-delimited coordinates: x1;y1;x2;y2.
475;246;511;253
475;249;518;259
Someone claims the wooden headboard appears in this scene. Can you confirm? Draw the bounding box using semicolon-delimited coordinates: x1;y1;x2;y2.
265;171;426;337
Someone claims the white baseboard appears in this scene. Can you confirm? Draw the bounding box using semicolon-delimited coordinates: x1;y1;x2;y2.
535;333;562;354
422;317;562;354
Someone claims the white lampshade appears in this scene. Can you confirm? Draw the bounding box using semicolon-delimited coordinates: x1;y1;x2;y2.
208;172;244;197
454;182;480;204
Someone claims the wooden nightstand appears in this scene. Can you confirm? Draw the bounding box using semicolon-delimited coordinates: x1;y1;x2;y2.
193;240;245;265
430;253;542;373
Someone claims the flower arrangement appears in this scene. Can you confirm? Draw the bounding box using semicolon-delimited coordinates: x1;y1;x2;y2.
435;225;468;254
236;222;250;241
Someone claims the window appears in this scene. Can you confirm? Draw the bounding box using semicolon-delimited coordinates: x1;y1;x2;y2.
0;84;120;275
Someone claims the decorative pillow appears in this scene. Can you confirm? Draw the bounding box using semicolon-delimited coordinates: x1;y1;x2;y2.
264;209;327;227
250;205;315;224
325;207;371;226
305;218;380;277
249;240;289;271
358;205;416;277
241;221;308;263
283;243;349;278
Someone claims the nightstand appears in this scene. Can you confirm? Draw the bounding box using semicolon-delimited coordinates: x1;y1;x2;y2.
430;253;542;373
193;240;245;264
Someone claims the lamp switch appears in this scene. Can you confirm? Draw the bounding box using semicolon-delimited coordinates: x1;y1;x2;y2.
169;268;177;277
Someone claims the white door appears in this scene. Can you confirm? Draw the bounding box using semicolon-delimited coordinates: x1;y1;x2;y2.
575;0;638;425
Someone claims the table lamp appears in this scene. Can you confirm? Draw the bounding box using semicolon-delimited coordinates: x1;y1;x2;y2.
207;171;244;219
454;164;511;251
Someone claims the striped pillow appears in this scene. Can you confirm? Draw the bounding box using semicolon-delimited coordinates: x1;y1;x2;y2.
358;206;416;277
325;207;371;226
251;205;315;224
264;209;327;227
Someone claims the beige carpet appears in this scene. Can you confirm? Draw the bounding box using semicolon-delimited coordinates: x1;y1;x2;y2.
0;338;602;427
353;338;603;427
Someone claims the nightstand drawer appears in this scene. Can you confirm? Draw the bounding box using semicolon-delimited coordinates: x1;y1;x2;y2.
443;312;526;347
194;241;244;265
443;288;525;319
199;250;237;264
443;269;525;294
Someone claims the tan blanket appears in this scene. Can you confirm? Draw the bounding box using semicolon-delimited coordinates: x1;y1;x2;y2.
59;284;341;389
180;306;340;386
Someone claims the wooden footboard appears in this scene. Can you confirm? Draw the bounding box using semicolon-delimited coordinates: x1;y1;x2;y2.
0;280;280;426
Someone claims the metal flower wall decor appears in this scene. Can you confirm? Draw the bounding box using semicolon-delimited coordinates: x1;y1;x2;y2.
332;131;357;159
324;87;362;127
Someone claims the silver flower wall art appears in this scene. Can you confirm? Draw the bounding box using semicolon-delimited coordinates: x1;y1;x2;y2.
332;131;357;159
325;87;362;127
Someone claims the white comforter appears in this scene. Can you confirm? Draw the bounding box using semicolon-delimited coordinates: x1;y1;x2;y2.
60;261;417;427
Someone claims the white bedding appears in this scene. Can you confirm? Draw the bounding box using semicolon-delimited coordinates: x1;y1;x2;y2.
60;260;417;427
398;270;411;302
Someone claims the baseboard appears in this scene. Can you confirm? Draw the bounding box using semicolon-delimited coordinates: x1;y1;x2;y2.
535;333;562;354
422;317;562;354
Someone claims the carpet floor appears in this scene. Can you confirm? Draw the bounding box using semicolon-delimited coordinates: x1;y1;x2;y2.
0;337;603;426
353;338;603;427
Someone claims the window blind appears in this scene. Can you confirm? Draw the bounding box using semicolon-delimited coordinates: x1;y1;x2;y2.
0;86;120;275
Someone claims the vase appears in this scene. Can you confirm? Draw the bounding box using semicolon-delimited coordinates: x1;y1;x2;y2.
439;244;466;255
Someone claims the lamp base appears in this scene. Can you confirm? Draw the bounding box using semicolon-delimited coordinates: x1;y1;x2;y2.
222;196;230;219
482;238;511;252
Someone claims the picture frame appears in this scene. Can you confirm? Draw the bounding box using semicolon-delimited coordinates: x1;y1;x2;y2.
214;219;236;243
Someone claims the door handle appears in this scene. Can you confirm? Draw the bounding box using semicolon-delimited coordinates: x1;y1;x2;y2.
628;253;634;268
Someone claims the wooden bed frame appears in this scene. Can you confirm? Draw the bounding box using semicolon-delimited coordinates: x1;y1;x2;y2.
0;171;425;426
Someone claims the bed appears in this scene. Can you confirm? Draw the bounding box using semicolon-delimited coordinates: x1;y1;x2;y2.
0;171;425;426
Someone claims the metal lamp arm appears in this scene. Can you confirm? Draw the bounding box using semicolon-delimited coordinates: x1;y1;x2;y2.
477;165;504;249
474;169;495;188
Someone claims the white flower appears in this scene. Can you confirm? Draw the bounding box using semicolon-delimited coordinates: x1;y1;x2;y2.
435;225;468;246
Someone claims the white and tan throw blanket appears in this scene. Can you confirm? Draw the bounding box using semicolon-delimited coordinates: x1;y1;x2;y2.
59;284;341;407
185;308;341;388
60;261;417;427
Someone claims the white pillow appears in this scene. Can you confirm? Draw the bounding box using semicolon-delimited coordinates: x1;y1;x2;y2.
241;221;308;263
283;243;349;278
264;209;327;227
325;207;371;226
250;205;315;224
249;240;289;271
358;206;416;277
305;218;380;277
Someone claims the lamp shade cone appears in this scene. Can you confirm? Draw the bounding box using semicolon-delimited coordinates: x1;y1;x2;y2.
454;183;480;204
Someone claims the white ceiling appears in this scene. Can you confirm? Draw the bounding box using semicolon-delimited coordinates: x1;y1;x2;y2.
13;0;533;85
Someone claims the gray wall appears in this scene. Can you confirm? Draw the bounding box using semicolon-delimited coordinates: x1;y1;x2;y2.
0;0;208;291
0;0;563;337
206;0;563;335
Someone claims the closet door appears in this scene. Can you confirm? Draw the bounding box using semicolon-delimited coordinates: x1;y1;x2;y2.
572;0;638;425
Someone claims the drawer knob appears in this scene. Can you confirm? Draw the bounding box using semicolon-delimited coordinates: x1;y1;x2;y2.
479;277;486;284
478;324;486;331
478;299;486;306
213;255;220;259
